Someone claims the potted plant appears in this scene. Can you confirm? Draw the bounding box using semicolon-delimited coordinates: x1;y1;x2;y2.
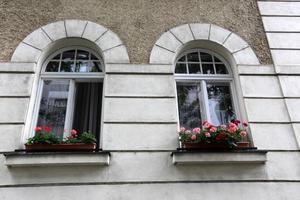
179;120;250;150
25;127;97;152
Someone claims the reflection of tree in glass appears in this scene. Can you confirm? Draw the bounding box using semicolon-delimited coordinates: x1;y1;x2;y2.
177;85;201;129
207;84;236;123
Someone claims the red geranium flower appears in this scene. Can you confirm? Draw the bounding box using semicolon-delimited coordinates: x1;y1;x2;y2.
216;133;225;141
233;120;241;125
42;126;52;133
34;127;42;132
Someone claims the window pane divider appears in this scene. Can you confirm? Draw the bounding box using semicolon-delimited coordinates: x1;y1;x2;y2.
175;76;233;81
41;73;105;79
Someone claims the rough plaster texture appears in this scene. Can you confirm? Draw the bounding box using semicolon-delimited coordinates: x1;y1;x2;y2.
2;182;300;200
1;152;300;185
0;0;271;64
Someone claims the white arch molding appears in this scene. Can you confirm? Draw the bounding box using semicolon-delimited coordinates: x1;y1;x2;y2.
11;20;130;64
149;23;260;65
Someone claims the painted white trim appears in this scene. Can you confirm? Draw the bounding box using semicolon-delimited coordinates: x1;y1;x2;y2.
150;23;259;65
10;20;129;64
64;80;75;138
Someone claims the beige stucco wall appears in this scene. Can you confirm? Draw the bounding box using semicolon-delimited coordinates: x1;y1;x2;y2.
0;0;271;64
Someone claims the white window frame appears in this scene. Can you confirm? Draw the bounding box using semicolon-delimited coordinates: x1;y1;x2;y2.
175;49;241;125
30;46;105;139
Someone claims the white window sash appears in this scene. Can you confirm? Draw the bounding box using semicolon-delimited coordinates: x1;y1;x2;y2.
63;80;76;138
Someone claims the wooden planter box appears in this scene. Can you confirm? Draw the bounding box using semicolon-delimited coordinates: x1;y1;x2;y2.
182;142;250;150
25;143;96;152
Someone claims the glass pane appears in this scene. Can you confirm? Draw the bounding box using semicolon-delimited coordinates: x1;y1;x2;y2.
45;61;59;72
52;53;61;60
178;55;186;62
200;52;213;62
175;63;187;74
91;53;99;60
187;52;199;62
76;50;89;60
90;61;102;72
37;80;70;139
214;56;221;62
60;61;75;72
188;63;201;74
177;84;202;129
206;83;236;125
216;64;228;74
202;64;215;74
62;50;75;61
76;61;89;72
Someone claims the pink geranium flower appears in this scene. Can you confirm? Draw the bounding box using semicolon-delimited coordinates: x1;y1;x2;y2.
240;131;248;137
192;127;201;134
205;132;211;137
228;126;237;134
220;124;226;129
70;129;78;137
191;134;197;140
209;127;217;133
228;122;237;129
203;121;212;129
180;127;186;132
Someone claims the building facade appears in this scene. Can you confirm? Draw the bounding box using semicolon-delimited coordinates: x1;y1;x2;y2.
0;0;300;199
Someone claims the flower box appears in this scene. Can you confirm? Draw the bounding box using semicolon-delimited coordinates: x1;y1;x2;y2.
25;143;96;152
183;142;231;150
182;141;251;150
236;142;250;148
25;127;98;152
179;120;251;150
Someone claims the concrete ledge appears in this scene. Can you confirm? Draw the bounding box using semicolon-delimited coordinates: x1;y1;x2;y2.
238;65;275;75
0;62;35;72
172;151;267;165
4;152;110;167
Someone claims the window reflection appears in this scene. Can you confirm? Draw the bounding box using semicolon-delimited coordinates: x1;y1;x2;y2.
206;83;236;125
37;80;69;138
177;84;202;129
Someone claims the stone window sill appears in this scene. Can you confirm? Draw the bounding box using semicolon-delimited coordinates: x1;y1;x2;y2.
171;150;267;165
4;151;110;167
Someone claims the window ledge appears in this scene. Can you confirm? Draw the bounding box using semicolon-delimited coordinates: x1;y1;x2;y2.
4;151;110;167
171;150;267;165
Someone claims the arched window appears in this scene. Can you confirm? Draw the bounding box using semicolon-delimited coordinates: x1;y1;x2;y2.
175;49;238;129
33;47;104;140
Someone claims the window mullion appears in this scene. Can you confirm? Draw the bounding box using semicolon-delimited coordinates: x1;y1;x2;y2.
201;80;211;122
63;80;76;139
185;55;189;74
58;53;62;72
